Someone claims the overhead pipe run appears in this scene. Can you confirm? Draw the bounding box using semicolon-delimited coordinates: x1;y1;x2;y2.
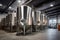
23;0;32;5
17;0;32;6
2;0;16;13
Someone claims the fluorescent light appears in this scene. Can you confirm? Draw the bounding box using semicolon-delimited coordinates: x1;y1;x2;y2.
18;0;21;3
50;4;53;7
0;4;2;6
9;6;12;9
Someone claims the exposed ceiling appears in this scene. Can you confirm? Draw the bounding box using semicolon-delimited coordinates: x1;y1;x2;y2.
0;0;60;18
28;0;55;7
0;0;16;13
27;0;60;17
42;0;60;17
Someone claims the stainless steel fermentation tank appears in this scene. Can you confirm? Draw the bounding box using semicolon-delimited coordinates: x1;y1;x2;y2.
36;11;41;31
42;13;48;30
17;5;32;35
32;11;41;31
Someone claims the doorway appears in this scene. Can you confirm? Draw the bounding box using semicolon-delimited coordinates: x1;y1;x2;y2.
49;18;57;29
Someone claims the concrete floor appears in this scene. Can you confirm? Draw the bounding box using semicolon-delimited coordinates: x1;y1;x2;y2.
0;29;60;40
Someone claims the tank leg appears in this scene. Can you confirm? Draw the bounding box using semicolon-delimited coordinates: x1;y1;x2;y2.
36;25;38;32
31;25;32;33
23;26;25;35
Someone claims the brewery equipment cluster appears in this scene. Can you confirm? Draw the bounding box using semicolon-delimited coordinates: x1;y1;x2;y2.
0;2;48;35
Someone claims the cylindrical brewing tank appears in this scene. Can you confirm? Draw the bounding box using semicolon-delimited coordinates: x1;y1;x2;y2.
17;5;32;25
36;11;41;25
40;14;43;25
17;5;32;35
32;10;36;25
32;11;41;25
42;14;47;25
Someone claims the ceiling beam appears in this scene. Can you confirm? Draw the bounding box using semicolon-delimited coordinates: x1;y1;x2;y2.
2;0;16;13
45;6;60;12
35;0;54;7
47;12;60;16
42;3;60;11
46;9;60;14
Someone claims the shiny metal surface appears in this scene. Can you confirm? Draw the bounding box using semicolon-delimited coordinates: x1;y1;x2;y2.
17;5;32;35
17;5;32;25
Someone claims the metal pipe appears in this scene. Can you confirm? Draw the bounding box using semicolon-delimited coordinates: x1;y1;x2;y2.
23;0;32;5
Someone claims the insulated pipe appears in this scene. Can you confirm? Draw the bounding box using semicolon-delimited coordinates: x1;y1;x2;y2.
23;0;32;5
17;0;32;6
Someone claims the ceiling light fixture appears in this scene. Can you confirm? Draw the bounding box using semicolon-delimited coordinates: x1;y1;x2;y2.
0;4;3;6
50;4;54;7
18;0;21;3
9;6;12;9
